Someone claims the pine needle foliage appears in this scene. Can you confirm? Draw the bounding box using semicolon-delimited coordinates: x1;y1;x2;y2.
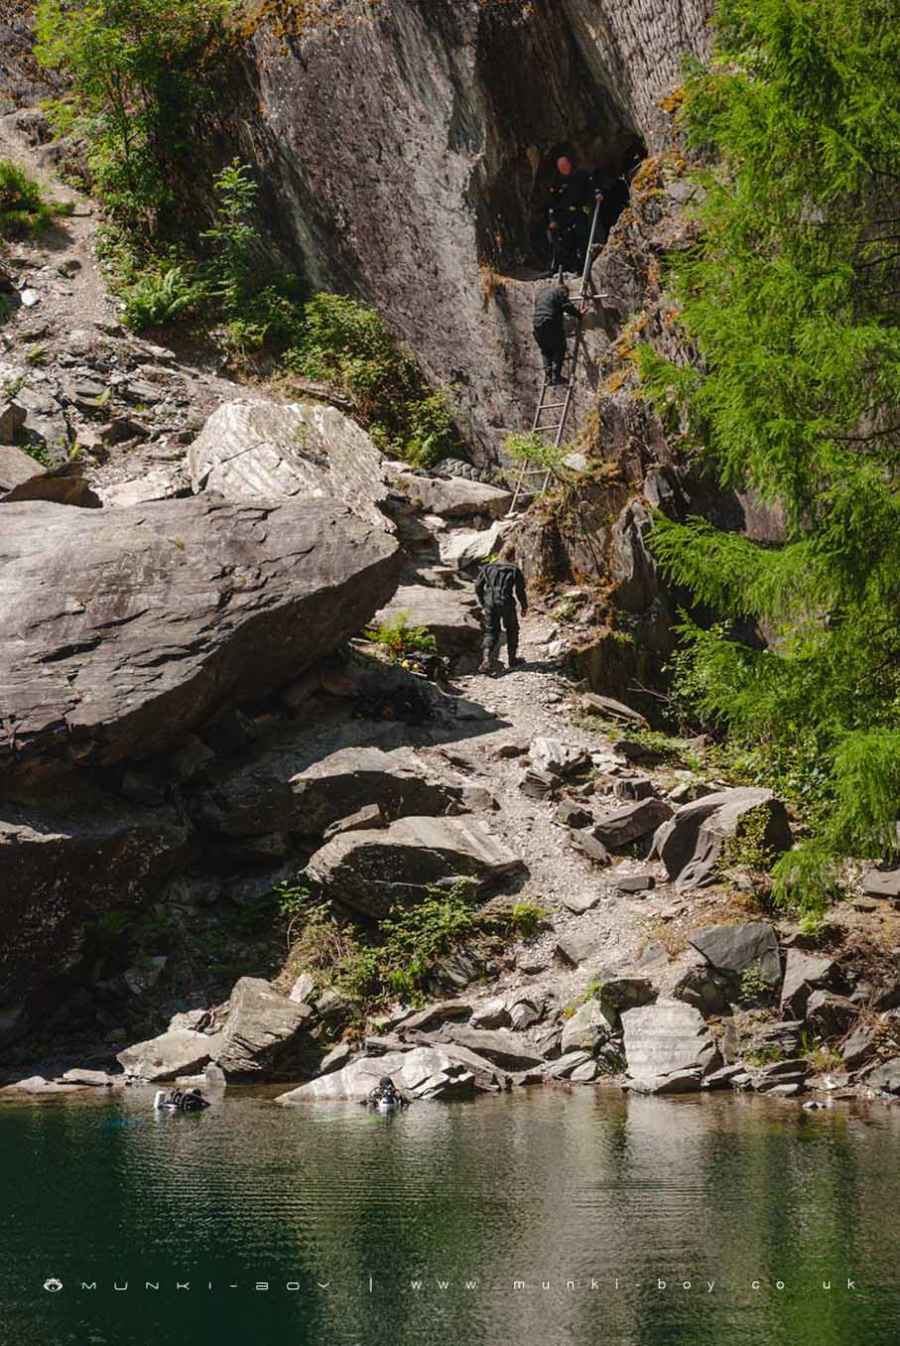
640;0;900;884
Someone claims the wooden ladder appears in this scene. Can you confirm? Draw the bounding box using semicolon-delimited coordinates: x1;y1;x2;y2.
507;197;606;515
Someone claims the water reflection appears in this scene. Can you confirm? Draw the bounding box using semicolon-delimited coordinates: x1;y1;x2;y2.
1;1087;898;1345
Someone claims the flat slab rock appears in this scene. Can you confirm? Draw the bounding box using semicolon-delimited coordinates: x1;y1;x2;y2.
0;497;401;783
591;797;672;849
306;814;526;918
276;1047;474;1104
621;1000;720;1092
860;869;900;900
440;1025;545;1071
386;466;512;520
117;1028;223;1083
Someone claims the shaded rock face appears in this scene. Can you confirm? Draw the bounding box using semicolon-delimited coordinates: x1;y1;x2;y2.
0;799;190;1004
188;399;391;526
232;0;711;457
688;923;782;990
0;497;401;786
194;737;463;839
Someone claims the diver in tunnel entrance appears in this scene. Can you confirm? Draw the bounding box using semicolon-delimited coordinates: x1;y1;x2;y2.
544;153;596;275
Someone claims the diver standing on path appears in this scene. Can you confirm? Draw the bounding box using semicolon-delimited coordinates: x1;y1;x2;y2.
475;544;528;675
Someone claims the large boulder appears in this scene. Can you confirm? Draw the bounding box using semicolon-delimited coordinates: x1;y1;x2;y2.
688;922;782;989
0;497;401;784
653;788;792;888
387;466;512;520
188;399;390;526
306;815;525;918
0;796;190;1003
276;1046;475;1103
621;1000;720;1092
117;1028;223;1082
215;977;321;1080
196;740;462;838
369;585;482;658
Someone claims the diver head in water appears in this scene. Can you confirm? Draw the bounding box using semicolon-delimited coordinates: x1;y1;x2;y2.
368;1076;404;1109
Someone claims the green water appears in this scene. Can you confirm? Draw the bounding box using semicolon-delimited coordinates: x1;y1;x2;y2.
1;1086;898;1346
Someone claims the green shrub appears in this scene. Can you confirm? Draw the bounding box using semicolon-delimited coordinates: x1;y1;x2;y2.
35;0;231;233
0;159;53;238
363;611;437;661
283;291;458;465
737;961;771;1006
121;263;206;330
504;900;549;938
503;430;568;478
280;878;482;1013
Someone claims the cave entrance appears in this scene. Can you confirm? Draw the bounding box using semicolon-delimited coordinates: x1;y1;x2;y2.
524;134;646;275
471;3;647;277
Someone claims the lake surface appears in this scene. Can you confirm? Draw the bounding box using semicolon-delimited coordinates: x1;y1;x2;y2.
1;1086;898;1346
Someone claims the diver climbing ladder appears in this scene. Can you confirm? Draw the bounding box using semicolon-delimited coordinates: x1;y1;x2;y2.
507;195;606;515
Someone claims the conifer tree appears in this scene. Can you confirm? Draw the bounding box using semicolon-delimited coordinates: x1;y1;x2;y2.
640;0;900;899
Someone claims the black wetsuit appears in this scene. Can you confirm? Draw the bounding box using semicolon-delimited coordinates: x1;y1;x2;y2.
475;562;528;668
532;285;579;384
545;168;595;272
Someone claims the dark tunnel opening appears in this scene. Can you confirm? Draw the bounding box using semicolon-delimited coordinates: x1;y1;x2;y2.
470;3;648;276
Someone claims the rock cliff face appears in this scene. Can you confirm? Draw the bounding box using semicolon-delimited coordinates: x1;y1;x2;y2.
228;0;712;457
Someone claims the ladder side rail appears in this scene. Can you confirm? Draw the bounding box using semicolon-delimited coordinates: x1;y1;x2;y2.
577;197;603;303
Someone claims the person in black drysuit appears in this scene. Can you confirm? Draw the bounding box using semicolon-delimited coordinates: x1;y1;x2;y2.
544;154;597;274
475;547;529;674
532;281;581;386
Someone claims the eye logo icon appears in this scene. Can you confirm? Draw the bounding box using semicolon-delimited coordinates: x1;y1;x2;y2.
43;1278;63;1293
